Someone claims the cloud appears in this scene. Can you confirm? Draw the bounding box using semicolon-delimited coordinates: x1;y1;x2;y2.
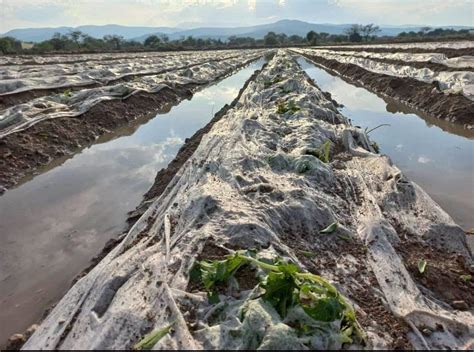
1;0;471;33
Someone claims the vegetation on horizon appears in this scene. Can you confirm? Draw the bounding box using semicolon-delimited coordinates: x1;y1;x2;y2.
0;24;471;55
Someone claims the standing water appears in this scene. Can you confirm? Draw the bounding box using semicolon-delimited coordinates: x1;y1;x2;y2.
0;58;266;346
297;57;474;230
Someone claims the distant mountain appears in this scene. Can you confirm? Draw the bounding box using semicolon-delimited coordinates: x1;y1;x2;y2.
1;24;179;42
135;20;471;42
2;20;471;43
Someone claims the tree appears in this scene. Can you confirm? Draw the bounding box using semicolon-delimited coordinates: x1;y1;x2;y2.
81;35;105;50
50;32;70;50
319;32;330;42
228;36;255;47
196;38;205;48
420;26;432;34
68;30;83;47
288;35;304;44
360;24;380;41
182;36;196;47
276;33;288;44
306;30;318;45
264;32;279;46
103;35;124;50
0;36;22;54
144;35;161;48
344;25;363;42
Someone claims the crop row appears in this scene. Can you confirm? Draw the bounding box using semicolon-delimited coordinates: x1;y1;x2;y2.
0;50;265;137
23;49;472;350
294;48;474;101
309;49;473;69
318;40;474;50
0;50;251;96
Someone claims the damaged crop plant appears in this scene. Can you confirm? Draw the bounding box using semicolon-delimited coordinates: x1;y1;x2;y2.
190;250;364;348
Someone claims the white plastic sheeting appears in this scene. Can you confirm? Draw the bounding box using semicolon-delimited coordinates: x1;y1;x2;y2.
0;50;265;137
318;40;474;50
294;48;474;100
0;51;194;66
0;50;243;95
23;50;473;350
312;49;474;69
0;53;199;80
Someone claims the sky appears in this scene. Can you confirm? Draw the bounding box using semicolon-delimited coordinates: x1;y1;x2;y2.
0;0;472;32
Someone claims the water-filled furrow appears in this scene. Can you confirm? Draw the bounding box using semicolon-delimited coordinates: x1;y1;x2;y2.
297;56;474;230
0;58;267;347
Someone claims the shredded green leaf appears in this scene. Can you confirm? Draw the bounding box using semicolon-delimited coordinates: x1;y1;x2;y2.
418;259;427;274
133;323;173;350
318;140;332;163
277;100;300;114
320;221;338;234
194;251;364;344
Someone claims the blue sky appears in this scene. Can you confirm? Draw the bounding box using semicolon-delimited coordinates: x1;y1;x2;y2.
1;0;472;32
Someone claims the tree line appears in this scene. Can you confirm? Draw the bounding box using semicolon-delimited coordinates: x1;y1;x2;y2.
0;24;471;55
397;27;472;39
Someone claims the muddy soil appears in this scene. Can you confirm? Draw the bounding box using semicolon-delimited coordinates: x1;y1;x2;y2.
396;239;474;310
299;53;474;128
321;47;474;58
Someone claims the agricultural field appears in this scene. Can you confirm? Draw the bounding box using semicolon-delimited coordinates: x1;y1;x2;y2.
293;40;474;127
0;44;473;350
0;49;265;190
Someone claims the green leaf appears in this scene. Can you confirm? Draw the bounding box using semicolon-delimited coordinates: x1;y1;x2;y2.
208;291;220;304
277;100;300;115
301;250;316;258
418;259;427;274
460;274;472;283
193;252;365;344
338;234;351;241
340;326;354;344
261;270;297;318
316;140;332;163
302;296;345;322
189;263;202;283
134;323;173;350
199;253;246;290
320;221;338;234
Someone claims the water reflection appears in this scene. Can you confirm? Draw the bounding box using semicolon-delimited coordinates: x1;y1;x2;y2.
297;56;474;230
0;58;266;346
